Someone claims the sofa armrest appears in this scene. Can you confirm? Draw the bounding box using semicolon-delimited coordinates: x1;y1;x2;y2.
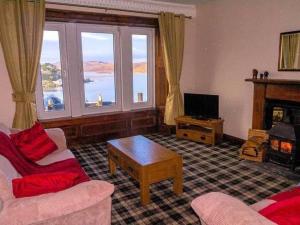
191;192;275;225
0;180;114;225
46;128;67;151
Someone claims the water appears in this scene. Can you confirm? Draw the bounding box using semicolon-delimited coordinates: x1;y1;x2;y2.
43;72;148;107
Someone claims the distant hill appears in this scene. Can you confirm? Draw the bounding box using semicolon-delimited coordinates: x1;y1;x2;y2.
133;62;147;73
50;61;147;74
83;61;147;74
83;61;114;73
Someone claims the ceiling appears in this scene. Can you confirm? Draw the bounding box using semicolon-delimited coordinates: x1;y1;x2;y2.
152;0;202;5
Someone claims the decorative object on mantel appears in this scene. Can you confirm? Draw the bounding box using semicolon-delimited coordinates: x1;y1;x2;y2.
263;71;269;79
259;73;264;79
239;129;269;162
252;69;258;79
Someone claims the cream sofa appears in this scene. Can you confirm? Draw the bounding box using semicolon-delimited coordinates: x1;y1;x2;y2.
0;124;114;225
191;192;276;225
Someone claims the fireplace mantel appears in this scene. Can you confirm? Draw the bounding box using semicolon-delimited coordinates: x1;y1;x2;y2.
246;78;300;129
245;78;300;85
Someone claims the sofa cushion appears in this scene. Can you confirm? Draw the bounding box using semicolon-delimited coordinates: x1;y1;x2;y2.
36;149;75;165
0;198;2;212
268;187;300;202
259;195;300;225
191;192;275;225
10;122;58;161
12;172;81;198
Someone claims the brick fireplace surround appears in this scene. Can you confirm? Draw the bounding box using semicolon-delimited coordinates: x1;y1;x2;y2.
246;78;300;129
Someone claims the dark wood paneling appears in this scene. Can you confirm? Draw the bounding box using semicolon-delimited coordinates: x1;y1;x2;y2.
266;84;300;103
46;9;158;28
63;126;78;139
252;83;266;129
81;120;127;136
156;106;176;134
41;109;159;145
155;29;168;107
131;116;156;129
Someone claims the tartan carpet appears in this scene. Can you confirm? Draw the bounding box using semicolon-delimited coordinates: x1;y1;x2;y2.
70;134;299;225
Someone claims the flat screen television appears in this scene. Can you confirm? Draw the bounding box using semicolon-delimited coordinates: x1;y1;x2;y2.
184;93;219;119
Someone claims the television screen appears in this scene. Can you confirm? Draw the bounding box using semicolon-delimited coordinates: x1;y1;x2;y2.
184;93;219;119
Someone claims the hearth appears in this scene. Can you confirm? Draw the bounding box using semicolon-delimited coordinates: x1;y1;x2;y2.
267;123;300;170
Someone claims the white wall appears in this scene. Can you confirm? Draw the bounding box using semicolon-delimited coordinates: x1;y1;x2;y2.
181;18;198;94
196;0;300;139
0;5;197;127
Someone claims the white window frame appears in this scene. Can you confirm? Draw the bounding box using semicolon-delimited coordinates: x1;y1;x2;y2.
76;24;122;115
121;27;155;111
36;22;155;120
36;22;71;120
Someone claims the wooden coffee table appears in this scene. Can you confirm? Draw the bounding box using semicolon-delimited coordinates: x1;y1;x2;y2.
107;135;183;205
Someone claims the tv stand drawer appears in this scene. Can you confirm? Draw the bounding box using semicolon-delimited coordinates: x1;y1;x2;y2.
176;129;213;144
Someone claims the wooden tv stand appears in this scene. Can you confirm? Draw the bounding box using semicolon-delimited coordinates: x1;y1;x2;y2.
175;116;224;145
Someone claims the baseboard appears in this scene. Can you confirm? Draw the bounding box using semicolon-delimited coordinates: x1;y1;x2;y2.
223;134;245;146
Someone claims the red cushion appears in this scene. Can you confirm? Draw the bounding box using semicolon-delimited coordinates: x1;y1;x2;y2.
260;195;300;225
10;122;58;161
269;187;300;202
12;172;80;198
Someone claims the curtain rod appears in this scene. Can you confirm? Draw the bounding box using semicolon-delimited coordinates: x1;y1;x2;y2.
47;2;192;19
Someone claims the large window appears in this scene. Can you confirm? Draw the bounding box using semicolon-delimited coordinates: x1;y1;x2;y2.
36;23;154;119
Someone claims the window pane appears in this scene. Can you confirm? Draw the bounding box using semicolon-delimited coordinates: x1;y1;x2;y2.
81;32;116;108
40;31;65;112
132;35;148;103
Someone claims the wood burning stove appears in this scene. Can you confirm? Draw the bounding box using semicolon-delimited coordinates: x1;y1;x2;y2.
266;123;300;171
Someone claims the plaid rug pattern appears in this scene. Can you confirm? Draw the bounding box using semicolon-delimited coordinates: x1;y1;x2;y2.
70;134;299;225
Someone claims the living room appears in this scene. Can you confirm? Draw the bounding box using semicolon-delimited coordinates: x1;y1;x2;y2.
0;0;300;224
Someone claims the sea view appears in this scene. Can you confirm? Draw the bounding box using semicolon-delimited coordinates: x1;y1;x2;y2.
43;72;148;107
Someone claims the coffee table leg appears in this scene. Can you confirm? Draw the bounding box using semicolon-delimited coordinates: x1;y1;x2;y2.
108;156;116;175
140;174;150;205
173;158;183;195
140;184;150;205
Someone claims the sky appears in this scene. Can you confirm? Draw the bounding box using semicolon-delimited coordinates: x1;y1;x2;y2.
40;30;148;64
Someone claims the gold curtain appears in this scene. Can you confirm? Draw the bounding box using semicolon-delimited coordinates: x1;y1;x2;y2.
280;33;300;69
0;0;45;129
159;12;185;125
